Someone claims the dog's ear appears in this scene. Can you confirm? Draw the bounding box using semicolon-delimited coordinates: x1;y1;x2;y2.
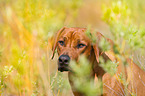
51;26;66;59
92;32;105;63
93;32;115;63
92;32;102;63
93;43;100;63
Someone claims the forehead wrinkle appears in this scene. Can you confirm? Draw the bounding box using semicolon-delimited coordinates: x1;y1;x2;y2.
63;36;68;41
73;32;85;41
60;30;87;46
72;31;81;39
72;31;80;41
60;30;73;39
72;32;88;45
69;31;76;46
61;30;74;47
73;32;91;45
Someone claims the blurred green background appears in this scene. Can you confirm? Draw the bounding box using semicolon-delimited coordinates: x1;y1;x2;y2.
0;0;145;95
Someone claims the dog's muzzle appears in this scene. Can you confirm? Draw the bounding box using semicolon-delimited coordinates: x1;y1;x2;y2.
58;55;70;72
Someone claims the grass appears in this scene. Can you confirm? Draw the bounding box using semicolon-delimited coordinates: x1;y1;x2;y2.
0;0;145;96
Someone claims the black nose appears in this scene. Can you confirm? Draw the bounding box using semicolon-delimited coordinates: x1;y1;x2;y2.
58;55;70;65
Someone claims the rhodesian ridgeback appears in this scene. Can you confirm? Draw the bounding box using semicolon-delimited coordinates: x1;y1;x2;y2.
51;27;145;96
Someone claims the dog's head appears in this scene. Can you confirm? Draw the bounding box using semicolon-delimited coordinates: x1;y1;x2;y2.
51;27;101;72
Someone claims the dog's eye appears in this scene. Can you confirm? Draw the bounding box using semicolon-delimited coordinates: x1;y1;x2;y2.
77;44;86;48
58;41;64;46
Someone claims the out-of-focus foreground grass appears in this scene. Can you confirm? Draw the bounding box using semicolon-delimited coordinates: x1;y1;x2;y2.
0;0;83;95
0;0;145;96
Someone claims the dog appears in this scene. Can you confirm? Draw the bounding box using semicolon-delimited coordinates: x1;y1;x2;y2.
51;27;145;96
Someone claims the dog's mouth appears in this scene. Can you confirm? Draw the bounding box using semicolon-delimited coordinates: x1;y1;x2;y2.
58;65;69;72
58;64;71;72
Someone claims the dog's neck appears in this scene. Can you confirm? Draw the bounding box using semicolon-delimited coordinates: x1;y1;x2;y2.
90;49;106;78
67;48;111;96
91;46;117;78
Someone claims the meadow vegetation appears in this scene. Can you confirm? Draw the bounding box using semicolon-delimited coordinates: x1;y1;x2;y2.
0;0;145;96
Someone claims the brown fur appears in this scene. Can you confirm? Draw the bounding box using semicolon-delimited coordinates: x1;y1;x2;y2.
52;27;145;96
